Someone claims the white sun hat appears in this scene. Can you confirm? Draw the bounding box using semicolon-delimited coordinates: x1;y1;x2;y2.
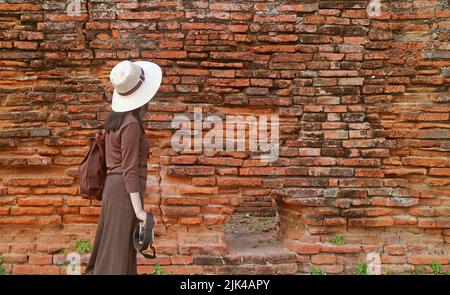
110;60;162;112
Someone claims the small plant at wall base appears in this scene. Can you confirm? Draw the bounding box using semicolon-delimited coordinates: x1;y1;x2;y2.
330;234;345;245
411;268;426;275
310;266;326;275
152;263;165;275
0;256;6;275
353;263;368;275
428;261;442;275
69;239;92;255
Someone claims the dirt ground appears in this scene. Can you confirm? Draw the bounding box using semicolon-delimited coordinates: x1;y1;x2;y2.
224;213;277;235
224;213;289;254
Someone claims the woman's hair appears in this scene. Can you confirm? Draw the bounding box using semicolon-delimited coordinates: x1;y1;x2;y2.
105;106;146;133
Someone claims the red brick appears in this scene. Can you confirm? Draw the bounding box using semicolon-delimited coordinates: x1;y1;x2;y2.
14;41;38;49
407;255;450;265
276;4;318;12
283;240;320;254
203;215;229;225
311;254;337;265
430;168;450;176
167;166;215;176
349;217;394;227
171;255;194;265
28;255;53;265
320;245;362;254
210;3;250;11
162;197;209;206
117;11;161;20
191;177;216;186
11;207;55;215
384;245;405;255
13;265;61;275
217;177;262;187
0;4;41;11
161;205;201;216
178;186;218;195
381;255;406;264
80;207;101;215
254;14;297;23
239;167;285;176
198;157;243;167
179;217;203;225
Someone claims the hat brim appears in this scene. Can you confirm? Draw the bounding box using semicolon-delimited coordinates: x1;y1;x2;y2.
111;61;162;112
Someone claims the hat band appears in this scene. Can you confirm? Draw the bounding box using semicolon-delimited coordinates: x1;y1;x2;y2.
117;67;145;96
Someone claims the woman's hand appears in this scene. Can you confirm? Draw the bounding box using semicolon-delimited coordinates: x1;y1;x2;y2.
140;218;147;229
137;211;158;229
137;210;146;223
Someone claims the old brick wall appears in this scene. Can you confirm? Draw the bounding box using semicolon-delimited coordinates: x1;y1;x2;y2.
0;0;449;274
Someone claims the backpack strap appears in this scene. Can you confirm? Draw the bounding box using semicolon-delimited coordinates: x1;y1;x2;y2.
94;131;106;159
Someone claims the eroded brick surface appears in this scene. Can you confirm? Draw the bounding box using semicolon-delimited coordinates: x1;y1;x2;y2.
0;0;450;274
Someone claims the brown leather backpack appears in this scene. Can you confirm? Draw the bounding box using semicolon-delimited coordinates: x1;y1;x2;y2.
79;131;106;200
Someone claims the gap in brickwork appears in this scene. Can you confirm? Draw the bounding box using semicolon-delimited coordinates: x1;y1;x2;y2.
223;210;296;256
220;209;299;274
224;191;279;254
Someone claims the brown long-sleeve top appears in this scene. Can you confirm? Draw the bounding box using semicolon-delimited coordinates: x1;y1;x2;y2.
105;113;149;193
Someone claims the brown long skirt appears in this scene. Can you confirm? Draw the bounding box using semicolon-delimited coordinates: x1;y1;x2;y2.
85;173;146;275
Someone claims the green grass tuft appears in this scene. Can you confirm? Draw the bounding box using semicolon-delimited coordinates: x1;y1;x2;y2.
0;256;6;275
330;234;345;245
353;262;368;275
310;266;326;275
69;239;92;254
152;262;165;275
428;261;442;275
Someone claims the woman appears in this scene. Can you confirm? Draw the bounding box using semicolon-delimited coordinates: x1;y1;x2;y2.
85;60;162;275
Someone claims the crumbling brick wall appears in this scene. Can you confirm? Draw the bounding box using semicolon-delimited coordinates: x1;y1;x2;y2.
0;0;449;274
